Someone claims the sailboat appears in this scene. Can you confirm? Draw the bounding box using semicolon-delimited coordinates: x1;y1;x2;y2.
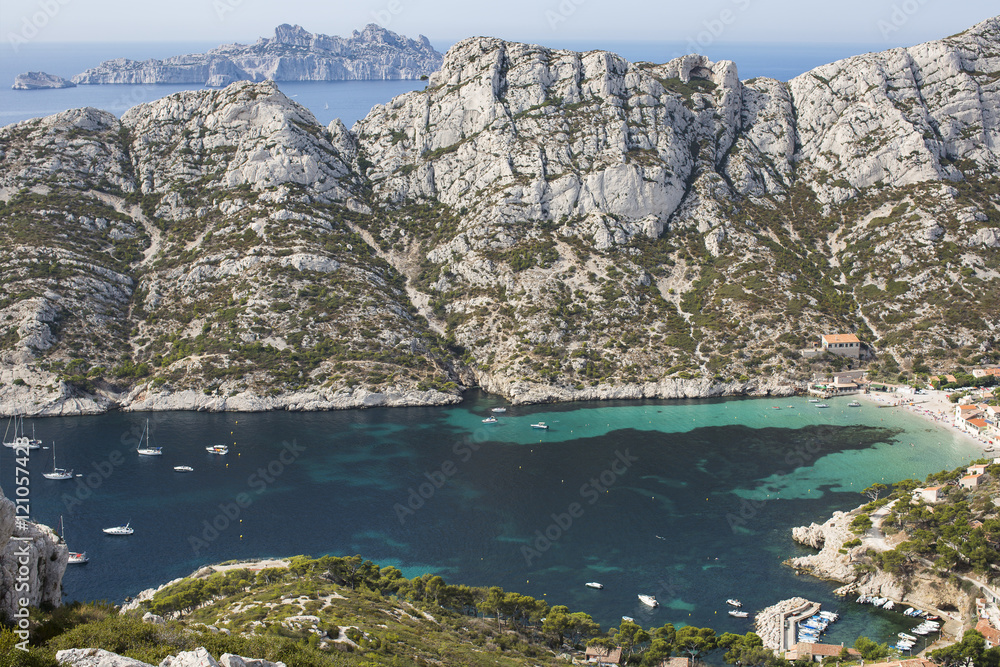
3;413;40;450
136;420;162;456
103;522;133;535
60;517;88;564
42;441;73;480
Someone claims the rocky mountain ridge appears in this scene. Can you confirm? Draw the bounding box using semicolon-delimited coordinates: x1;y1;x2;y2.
70;24;442;86
0;17;998;414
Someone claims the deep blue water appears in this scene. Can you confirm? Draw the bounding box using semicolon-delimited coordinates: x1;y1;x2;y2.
0;392;977;648
1;40;879;129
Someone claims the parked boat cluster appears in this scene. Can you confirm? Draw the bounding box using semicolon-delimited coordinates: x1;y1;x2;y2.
855;596;941;651
796;610;839;643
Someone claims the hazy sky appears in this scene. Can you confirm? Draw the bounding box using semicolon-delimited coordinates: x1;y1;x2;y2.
1;0;996;50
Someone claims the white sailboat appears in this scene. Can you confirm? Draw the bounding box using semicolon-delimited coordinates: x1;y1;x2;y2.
60;517;89;564
42;441;73;480
136;420;162;456
3;413;40;450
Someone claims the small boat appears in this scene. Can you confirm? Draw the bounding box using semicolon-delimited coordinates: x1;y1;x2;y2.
899;633;917;641
482;416;498;423
903;607;916;616
67;551;89;564
491;407;507;413
816;404;830;408
726;599;742;607
848;401;861;407
808;399;820;403
136;420;161;456
173;465;194;472
585;582;604;589
531;422;549;430
42;441;73;480
818;611;839;621
206;444;229;454
638;594;658;607
622;616;634;623
102;523;133;535
729;610;749;618
882;600;894;610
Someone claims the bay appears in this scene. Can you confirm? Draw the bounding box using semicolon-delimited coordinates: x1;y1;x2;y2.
1;392;977;649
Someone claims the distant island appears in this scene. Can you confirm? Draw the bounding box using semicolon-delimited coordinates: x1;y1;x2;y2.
11;71;76;90
37;24;442;88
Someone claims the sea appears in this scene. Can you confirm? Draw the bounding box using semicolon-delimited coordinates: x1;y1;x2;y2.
1;392;979;649
0;40;884;129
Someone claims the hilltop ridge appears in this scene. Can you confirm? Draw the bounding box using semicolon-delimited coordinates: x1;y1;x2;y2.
0;17;998;415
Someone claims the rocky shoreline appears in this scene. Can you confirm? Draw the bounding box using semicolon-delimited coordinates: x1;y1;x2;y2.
788;504;969;638
0;374;801;417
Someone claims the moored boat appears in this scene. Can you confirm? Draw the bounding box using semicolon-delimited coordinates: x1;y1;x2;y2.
491;407;507;413
102;523;133;535
848;401;861;407
531;422;548;430
729;610;748;618
67;551;89;564
173;465;194;472
726;599;742;607
206;444;229;454
482;416;497;424
136;420;161;456
638;594;658;607
42;441;73;480
585;582;604;589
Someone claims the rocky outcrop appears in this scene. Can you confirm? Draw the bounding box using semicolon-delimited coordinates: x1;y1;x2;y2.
0;486;67;621
13;71;76;90
55;648;287;667
72;24;442;85
788;510;861;583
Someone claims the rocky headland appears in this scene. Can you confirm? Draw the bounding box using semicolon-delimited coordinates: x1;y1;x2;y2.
12;71;76;90
70;24;442;86
1;17;999;415
0;485;67;622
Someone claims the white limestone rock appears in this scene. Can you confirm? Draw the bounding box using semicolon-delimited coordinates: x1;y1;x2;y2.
159;648;218;667
57;649;155;667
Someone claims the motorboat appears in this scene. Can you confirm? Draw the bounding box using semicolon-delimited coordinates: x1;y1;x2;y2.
491;407;507;413
808;398;820;402
482;416;498;424
585;582;604;589
531;422;549;430
206;445;229;454
818;611;839;621
816;404;830;408
67;551;89;564
638;595;658;607
729;610;749;618
136;420;161;456
173;465;194;472
882;600;895;609
102;523;133;535
42;441;73;480
898;633;917;642
622;616;634;623
726;599;742;607
848;401;861;407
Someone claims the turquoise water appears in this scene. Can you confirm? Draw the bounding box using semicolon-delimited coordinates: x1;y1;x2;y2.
1;393;978;645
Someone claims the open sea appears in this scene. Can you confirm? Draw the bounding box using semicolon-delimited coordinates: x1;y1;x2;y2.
0;40;883;129
0;392;979;649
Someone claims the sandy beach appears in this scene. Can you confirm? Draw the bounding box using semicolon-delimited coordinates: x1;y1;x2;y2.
860;388;998;453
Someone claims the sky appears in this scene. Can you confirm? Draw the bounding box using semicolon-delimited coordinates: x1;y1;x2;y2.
0;0;996;52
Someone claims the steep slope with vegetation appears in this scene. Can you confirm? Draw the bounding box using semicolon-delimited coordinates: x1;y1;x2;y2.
1;17;999;414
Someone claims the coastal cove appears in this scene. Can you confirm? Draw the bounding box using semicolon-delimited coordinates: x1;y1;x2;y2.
1;393;981;643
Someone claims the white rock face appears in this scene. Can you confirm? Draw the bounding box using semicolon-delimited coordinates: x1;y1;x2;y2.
159;648;218;667
73;24;442;85
57;648;155;667
13;71;76;89
0;486;67;625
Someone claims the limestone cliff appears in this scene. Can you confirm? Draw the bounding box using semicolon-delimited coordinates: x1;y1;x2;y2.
0;485;67;621
12;71;76;90
72;24;442;85
0;18;999;414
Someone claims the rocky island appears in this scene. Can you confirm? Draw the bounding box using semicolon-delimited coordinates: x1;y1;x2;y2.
12;71;76;90
69;24;442;86
0;17;998;415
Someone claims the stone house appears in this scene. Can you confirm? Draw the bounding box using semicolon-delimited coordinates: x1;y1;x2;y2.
820;334;861;359
585;646;622;665
961;474;985;490
917;486;945;503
